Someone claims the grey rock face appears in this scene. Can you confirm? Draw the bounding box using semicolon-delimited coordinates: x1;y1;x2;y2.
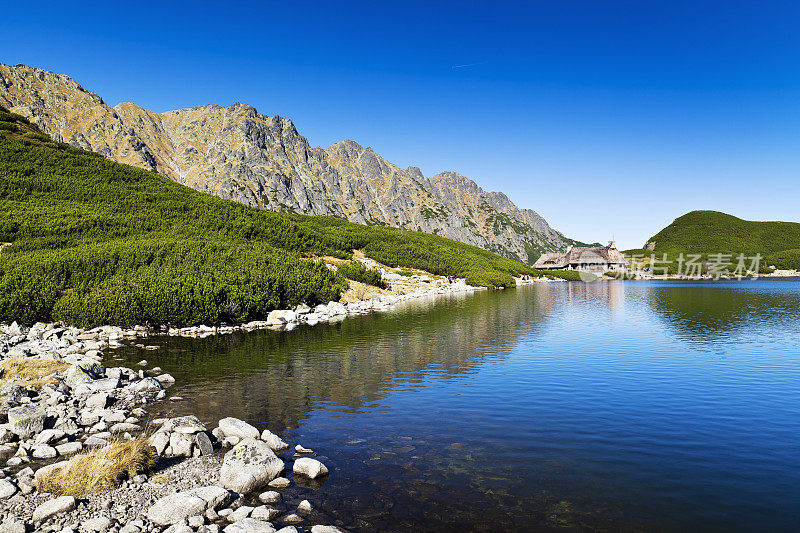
0;63;572;264
219;438;284;494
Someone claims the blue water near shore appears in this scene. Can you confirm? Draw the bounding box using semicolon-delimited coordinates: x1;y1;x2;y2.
118;279;800;531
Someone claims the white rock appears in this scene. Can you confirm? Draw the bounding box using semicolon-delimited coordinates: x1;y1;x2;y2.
228;506;253;522
32;495;76;522
251;505;281;521
297;500;312;514
35;429;65;445
260;429;288;451
224;518;276;533
0;479;17;499
220;438;284;494
218;417;260;440
293;457;329;479
267;310;297;323
258;490;281;504
147;493;207;525
55;441;83;455
31;445;58;459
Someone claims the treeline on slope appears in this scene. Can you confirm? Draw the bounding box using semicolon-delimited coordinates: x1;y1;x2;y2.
641;210;800;273
0;108;536;326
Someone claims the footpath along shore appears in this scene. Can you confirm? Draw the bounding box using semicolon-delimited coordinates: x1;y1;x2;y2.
0;277;483;532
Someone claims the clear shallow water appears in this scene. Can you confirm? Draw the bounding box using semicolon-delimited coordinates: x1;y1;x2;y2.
113;280;800;532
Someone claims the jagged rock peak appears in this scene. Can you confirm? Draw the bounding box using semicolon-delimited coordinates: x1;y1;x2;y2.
0;62;572;263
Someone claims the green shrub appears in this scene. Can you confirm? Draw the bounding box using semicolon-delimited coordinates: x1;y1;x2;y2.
0;112;536;326
336;261;385;288
763;249;800;271
465;270;515;288
396;269;414;277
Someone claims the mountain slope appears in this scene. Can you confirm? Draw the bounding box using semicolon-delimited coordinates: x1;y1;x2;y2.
0;63;568;263
647;211;800;254
646;210;800;270
0;106;534;326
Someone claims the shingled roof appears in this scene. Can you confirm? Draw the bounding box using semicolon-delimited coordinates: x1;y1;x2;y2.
533;245;628;269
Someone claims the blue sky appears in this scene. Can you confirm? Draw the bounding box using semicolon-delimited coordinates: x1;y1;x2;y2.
3;1;799;248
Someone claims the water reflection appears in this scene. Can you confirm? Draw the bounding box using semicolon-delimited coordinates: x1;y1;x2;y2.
110;280;800;532
640;279;800;345
116;287;556;430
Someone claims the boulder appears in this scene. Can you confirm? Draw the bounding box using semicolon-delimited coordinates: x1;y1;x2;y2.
193;431;214;455
267;310;297;323
35;428;65;445
168;415;207;434
31;445;58;459
0;384;24;413
32;495;76;522
0;479;17;499
311;527;346;533
147;492;206;525
185;485;231;509
224;518;277;533
86;392;110;408
34;460;68;484
131;377;163;393
260;429;288;451
8;405;46;438
149;432;170;455
157;373;176;387
218;417;260;440
86;377;120;392
293;457;329;479
220;438;284;494
55;441;83;455
64;365;95;387
258;490;281;504
147;485;230;526
251;505;281;521
82;516;113;532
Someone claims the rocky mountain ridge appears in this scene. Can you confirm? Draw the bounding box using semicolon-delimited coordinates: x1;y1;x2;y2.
0;63;572;263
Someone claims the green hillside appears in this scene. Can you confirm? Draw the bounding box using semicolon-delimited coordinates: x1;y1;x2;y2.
0;107;533;326
647;210;800;271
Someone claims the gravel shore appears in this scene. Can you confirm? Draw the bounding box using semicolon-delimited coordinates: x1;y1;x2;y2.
0;280;481;532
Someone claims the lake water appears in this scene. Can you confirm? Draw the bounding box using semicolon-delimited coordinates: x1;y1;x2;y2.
113;280;800;531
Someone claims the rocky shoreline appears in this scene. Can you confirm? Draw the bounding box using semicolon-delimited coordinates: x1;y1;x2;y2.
0;280;483;532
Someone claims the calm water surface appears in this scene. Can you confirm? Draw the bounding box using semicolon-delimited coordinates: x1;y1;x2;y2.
113;280;800;532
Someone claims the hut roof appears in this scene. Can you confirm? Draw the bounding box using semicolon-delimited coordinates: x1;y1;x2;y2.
533;245;628;269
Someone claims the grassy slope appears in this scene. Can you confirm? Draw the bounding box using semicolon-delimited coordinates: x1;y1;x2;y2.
646;210;800;271
0;108;534;326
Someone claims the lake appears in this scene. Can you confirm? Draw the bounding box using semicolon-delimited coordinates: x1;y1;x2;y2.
113;279;800;531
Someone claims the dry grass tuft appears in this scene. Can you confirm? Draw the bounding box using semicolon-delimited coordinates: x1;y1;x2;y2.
0;358;69;387
340;280;388;303
37;439;154;496
149;473;173;484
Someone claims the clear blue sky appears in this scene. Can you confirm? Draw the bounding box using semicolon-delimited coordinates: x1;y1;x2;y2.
3;1;799;248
